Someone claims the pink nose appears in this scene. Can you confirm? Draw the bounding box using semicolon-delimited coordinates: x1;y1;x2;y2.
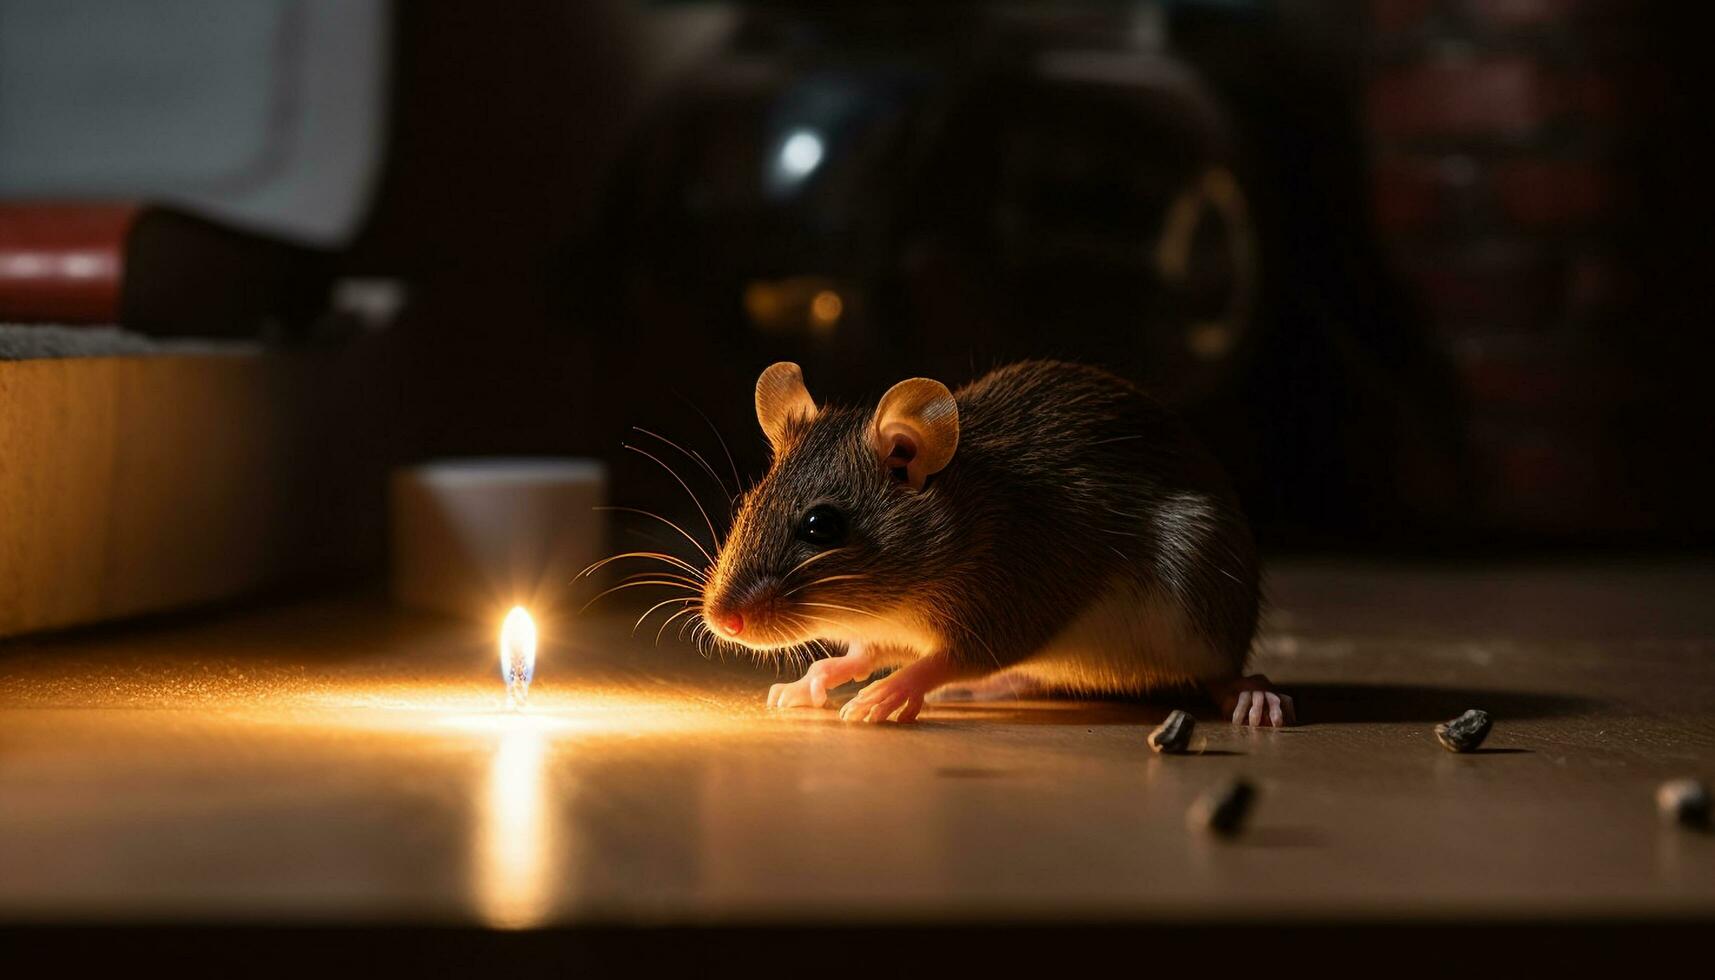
717;611;745;636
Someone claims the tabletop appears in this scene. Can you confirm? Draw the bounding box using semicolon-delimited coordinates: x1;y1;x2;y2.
2;559;1713;961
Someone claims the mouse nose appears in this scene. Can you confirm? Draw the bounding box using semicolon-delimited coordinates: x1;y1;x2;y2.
716;610;745;637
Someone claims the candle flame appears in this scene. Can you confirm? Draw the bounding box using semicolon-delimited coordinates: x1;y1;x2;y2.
500;606;537;708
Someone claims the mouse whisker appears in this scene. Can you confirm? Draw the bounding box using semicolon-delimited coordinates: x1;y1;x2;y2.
654;604;704;646
689;615;738;664
633;595;699;636
623;443;724;558
592;507;717;568
777;640;800;676
940;611;1007;672
675;393;743;510
790;634;819;672
795;601;886;621
778;547;847;583
578;579;700;614
617;570;708;591
689;447;733;512
804;600;1003;671
780;573;866;598
766;618;838;666
579;549;707;581
633;425;736;508
785;615;845;658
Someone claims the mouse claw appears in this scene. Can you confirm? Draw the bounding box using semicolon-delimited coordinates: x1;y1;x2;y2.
1211;674;1296;728
1230;690;1251;725
839;674;925;724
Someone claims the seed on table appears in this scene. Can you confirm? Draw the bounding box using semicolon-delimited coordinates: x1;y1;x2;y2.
1656;779;1711;829
1148;709;1196;754
1434;709;1492;753
1188;779;1255;837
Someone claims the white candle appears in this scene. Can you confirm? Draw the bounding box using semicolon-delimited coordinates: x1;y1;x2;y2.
390;458;607;621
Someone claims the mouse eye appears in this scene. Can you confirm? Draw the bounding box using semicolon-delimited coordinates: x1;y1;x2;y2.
795;504;848;548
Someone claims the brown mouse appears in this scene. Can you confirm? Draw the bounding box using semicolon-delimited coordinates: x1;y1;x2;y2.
698;359;1291;726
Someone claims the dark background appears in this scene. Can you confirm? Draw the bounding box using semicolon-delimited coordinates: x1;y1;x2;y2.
341;0;1714;558
2;2;1711;947
64;0;1715;561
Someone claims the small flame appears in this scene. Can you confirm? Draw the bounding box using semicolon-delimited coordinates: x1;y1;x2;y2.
500;606;537;708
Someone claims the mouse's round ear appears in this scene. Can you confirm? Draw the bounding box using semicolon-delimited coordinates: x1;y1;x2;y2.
871;377;959;490
755;362;818;454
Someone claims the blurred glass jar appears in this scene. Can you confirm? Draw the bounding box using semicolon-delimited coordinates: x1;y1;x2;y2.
600;2;1255;408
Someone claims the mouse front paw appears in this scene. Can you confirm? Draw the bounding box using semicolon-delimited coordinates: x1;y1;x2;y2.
766;673;826;709
1208;673;1296;727
766;647;878;710
838;672;927;723
837;652;964;724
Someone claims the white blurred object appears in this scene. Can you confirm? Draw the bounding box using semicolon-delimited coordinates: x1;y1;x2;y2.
390;459;608;622
330;278;407;331
0;0;388;248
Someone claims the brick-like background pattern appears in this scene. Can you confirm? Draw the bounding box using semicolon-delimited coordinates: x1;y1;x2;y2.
1365;0;1712;537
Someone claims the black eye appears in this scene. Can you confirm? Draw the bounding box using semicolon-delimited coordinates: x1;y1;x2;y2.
796;504;848;548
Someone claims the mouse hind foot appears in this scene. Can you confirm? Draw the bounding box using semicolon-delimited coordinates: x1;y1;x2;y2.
1206;673;1295;727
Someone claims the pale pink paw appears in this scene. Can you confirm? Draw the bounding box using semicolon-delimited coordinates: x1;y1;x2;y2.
1213;674;1296;728
766;672;828;709
765;651;876;710
838;674;927;724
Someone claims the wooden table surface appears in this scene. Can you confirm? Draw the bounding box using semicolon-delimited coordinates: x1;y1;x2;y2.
2;559;1713;941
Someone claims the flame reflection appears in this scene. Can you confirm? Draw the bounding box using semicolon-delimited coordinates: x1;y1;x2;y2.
474;720;557;928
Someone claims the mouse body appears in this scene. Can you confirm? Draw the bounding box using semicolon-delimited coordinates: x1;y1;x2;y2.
700;359;1292;726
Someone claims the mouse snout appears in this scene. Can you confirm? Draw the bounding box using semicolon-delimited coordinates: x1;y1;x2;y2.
701;590;754;638
702;578;785;645
714;610;745;637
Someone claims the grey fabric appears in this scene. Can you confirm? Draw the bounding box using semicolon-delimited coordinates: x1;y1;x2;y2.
0;0;388;247
0;324;251;360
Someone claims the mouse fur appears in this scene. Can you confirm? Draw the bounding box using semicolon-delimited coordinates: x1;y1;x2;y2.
700;359;1288;724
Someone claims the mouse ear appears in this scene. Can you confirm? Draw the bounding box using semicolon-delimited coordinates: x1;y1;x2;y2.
870;377;959;490
755;362;818;454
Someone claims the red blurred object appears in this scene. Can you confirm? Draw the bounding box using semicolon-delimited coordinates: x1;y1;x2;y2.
0;203;139;323
0;202;336;338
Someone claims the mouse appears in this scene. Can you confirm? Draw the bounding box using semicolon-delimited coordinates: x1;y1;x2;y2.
698;359;1292;726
